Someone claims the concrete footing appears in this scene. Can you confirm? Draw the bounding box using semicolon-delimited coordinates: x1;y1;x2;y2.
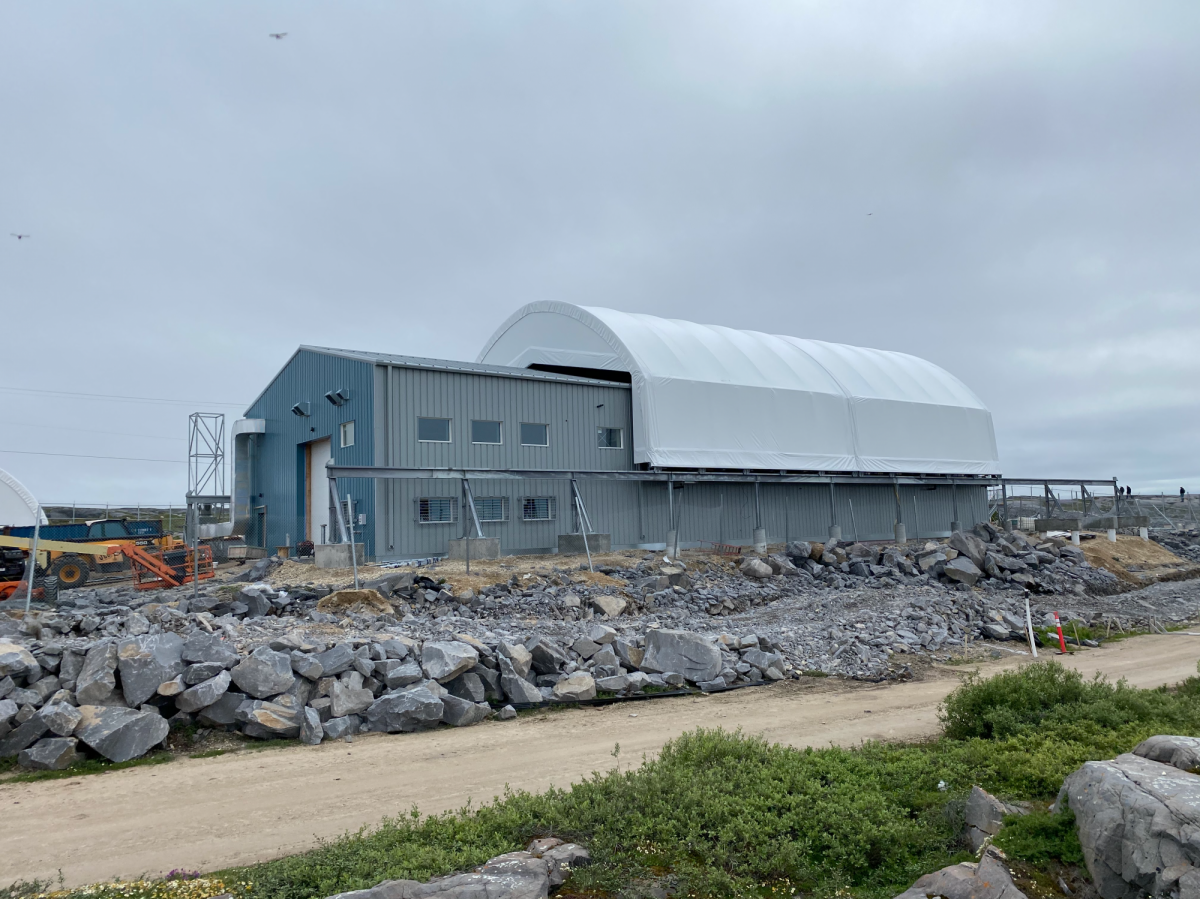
315;543;365;569
894;523;907;545
1139;527;1149;541
828;525;842;541
752;527;767;554
447;537;500;560
1071;530;1081;546
558;533;611;555
665;529;679;559
1107;528;1117;543
950;521;962;534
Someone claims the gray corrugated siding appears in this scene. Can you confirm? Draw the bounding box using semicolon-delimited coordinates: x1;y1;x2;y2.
244;349;377;556
373;363;633;558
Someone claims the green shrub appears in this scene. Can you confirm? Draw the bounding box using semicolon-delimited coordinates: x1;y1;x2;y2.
994;807;1084;865
939;660;1193;740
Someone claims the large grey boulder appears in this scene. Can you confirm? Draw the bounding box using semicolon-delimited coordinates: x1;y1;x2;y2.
329;680;374;718
1061;751;1200;899
1133;734;1200;771
739;557;773;579
0;642;37;678
291;651;324;681
36;702;83;737
322;715;359;740
893;847;1025;899
551;672;596;702
176;670;232;714
74;705;169;762
364;686;443;733
641;630;722;683
0;715;50;756
525;638;566;676
231;646;296;699
236;699;303;739
76;642;119;704
445;672;486;703
420;642;479;683
19;736;81;771
0;697;17;726
326;840;590;899
118;633;185;707
962;785;1018;851
182;632;240;667
197;690;246;727
499;657;542;705
949;530;988;569
943;557;982;587
440;693;490;727
299;707;323;745
379;659;423;690
498;642;533;678
314;643;356;676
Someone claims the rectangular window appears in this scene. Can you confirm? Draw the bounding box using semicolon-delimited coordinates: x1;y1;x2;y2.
596;427;622;449
339;421;355;448
471;420;502;444
522;496;556;521
473;496;508;522
520;422;549;446
417;417;451;442
417;497;456;524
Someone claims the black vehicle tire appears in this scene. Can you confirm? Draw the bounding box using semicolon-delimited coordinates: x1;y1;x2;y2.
50;554;90;589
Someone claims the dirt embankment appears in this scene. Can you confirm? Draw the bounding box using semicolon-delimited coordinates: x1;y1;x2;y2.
1080;534;1200;585
2;633;1198;889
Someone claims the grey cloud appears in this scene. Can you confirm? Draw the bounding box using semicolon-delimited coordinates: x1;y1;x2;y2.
1;1;1197;502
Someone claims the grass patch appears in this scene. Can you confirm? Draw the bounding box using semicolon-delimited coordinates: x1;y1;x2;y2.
0;752;172;784
22;660;1200;899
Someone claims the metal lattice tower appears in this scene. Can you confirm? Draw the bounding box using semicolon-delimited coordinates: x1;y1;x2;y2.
187;413;226;499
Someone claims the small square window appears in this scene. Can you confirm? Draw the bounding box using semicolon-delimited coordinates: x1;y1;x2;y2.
339;421;355;448
417;497;456;524
597;427;622;449
471;420;502;444
522;496;556;521
473;496;508;522
520;422;549;446
418;417;451;442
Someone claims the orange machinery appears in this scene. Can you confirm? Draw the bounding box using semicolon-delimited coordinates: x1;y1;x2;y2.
0;534;214;600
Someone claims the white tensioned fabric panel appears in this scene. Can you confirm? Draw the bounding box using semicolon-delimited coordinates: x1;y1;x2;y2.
479;302;1000;474
0;468;46;527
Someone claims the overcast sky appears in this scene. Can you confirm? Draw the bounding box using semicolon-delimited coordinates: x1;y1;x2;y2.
3;1;1198;508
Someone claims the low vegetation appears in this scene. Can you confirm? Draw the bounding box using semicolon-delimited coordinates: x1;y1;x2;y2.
9;660;1200;899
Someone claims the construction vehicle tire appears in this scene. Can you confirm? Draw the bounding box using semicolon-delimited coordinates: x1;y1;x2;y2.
50;554;90;589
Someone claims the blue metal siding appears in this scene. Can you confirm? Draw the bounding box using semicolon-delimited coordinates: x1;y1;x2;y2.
244;349;376;556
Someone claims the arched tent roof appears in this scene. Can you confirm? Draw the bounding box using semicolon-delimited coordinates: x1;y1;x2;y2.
478;302;1000;475
0;468;47;527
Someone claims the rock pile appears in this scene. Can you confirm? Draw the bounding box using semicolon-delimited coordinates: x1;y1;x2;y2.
4;524;1200;770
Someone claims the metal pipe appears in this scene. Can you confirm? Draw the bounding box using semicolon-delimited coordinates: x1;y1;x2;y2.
23;506;41;614
345;495;359;590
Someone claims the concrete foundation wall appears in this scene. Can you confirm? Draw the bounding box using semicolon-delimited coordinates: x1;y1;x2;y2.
315;543;366;569
559;533;612;555
446;537;501;560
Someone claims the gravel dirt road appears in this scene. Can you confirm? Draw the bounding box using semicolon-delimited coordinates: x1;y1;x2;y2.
4;633;1197;888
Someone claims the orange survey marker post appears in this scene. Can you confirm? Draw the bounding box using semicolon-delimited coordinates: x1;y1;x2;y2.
1054;612;1069;654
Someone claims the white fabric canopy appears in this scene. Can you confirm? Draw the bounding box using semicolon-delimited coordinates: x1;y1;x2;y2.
478;302;1000;475
0;468;47;527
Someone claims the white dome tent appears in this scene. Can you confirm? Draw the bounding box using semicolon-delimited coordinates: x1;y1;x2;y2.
479;302;1000;475
0;468;47;528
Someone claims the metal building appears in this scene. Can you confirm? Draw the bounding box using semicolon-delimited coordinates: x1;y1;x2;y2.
234;307;997;561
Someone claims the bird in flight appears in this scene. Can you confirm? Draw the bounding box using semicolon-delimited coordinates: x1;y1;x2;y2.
10;233;30;240
269;32;288;39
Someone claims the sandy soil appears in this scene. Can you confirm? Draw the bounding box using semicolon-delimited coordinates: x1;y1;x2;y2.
1079;533;1200;585
3;633;1198;888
